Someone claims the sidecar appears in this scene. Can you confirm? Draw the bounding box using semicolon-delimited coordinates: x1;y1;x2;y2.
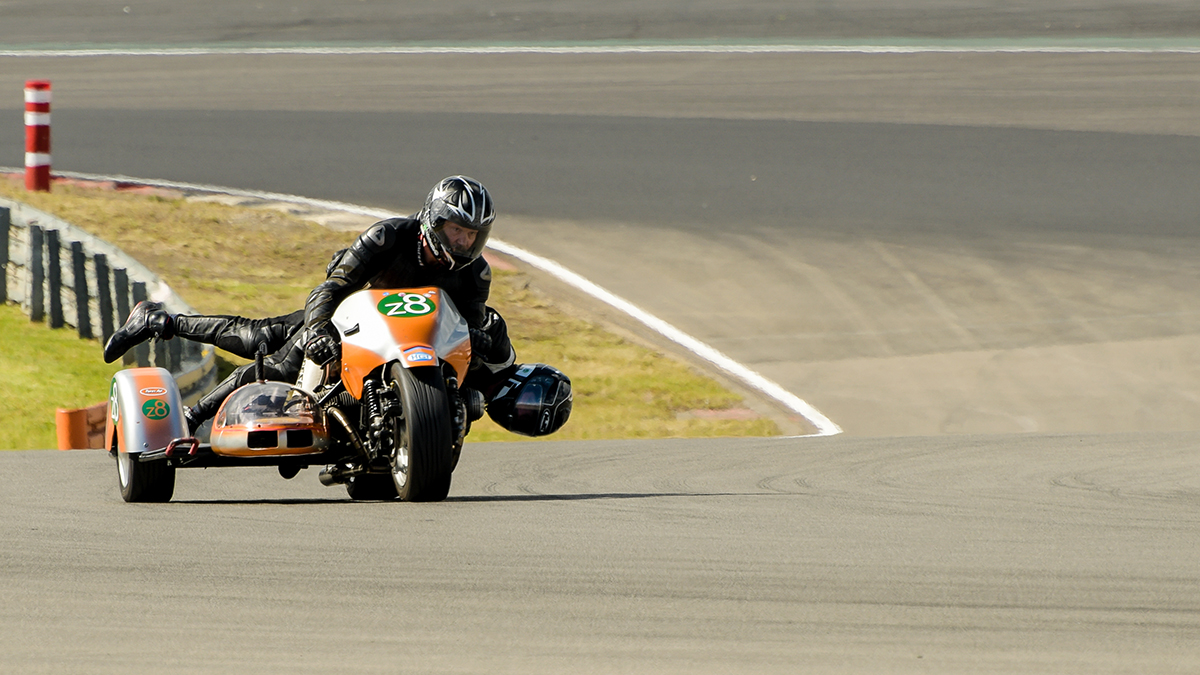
209;381;330;457
106;368;336;502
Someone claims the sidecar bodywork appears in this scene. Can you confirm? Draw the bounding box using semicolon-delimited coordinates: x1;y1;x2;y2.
209;381;330;457
106;368;338;502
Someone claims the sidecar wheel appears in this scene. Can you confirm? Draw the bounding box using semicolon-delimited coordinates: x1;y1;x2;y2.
388;364;453;502
117;452;175;503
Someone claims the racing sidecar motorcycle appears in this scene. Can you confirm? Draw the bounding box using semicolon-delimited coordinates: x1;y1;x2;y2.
106;287;492;503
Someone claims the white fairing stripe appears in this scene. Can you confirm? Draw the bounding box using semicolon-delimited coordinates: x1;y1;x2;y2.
24;112;50;126
333;292;393;362
25;152;51;167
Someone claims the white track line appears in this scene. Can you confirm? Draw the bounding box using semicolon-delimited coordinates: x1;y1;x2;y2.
3;44;1200;57
2;167;842;436
483;239;843;436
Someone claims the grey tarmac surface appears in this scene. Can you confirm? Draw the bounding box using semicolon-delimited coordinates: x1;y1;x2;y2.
4;0;1200;44
3;436;1200;674
4;1;1200;672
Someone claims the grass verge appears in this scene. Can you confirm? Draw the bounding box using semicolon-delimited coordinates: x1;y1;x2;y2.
0;176;782;447
0;303;123;448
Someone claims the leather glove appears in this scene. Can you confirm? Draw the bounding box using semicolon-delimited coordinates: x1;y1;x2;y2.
324;248;348;277
468;326;493;361
304;325;340;366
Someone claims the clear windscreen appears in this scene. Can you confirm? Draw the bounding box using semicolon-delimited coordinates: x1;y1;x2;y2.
217;382;322;428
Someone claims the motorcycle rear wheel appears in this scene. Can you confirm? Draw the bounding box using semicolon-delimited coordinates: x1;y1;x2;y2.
388;363;454;502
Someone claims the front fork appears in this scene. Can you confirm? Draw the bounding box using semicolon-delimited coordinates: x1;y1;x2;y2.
361;376;402;467
328;365;469;479
297;357;324;393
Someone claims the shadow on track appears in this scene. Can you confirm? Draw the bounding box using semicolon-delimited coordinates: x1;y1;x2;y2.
170;498;356;505
170;492;745;505
446;491;739;503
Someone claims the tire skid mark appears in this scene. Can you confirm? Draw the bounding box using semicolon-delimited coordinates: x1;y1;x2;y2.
868;239;981;350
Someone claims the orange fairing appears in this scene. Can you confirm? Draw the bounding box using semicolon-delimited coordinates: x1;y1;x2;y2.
332;288;472;398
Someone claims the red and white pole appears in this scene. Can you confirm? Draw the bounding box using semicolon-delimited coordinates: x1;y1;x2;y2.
24;80;52;192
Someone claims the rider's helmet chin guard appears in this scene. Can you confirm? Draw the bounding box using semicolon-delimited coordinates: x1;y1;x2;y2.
420;175;495;270
486;364;573;437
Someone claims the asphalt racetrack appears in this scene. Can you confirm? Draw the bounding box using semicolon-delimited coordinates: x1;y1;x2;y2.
3;2;1200;672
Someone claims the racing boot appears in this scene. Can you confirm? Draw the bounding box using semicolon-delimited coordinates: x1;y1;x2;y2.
103;301;176;363
183;406;203;436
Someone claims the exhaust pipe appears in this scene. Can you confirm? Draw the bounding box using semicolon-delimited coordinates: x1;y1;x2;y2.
319;406;375;488
318;462;370;486
318;464;346;486
327;405;369;460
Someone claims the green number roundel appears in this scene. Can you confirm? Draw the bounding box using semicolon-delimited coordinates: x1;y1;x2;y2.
142;399;170;420
377;293;436;317
109;379;120;424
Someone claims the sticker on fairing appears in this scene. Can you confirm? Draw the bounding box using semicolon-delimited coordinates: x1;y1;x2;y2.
109;380;120;424
142;399;171;420
403;346;435;363
140;387;167;396
377;292;436;318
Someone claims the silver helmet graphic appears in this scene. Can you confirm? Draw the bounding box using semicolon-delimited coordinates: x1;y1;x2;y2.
420;175;495;269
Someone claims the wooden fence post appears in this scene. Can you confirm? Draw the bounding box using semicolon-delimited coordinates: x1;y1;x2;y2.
46;229;63;328
114;268;132;365
29;224;44;322
94;253;114;341
71;241;92;339
154;332;168;368
169;335;182;372
0;206;9;303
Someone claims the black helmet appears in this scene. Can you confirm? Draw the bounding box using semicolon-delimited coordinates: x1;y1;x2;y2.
420;175;495;269
486;364;572;437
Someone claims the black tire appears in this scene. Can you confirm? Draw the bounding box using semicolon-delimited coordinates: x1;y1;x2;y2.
117;452;175;503
388;363;454;502
346;473;398;501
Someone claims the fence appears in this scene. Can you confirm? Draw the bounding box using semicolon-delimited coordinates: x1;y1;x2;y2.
1;197;216;405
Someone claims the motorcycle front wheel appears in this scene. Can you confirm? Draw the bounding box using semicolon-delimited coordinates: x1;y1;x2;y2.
387;363;454;502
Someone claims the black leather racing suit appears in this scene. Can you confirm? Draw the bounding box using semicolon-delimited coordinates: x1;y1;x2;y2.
186;216;514;425
305;215;491;332
172;310;305;361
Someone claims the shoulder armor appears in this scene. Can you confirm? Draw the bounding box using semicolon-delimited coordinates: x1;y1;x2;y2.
356;220;399;255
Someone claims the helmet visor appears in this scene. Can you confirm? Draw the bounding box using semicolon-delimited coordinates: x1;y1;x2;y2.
511;381;552;434
431;218;490;264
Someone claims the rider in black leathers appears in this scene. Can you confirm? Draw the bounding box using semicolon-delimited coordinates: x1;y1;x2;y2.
104;176;515;431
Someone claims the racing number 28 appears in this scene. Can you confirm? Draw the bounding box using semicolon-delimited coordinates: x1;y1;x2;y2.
381;293;434;317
